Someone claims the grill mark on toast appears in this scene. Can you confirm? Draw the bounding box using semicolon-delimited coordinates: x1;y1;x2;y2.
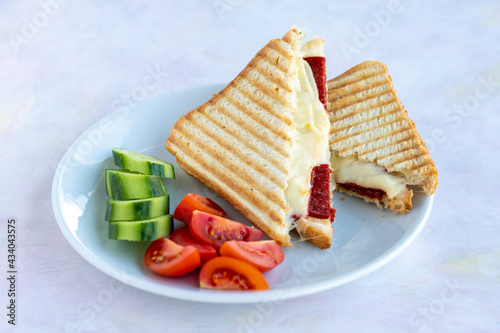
330;125;410;154
250;59;290;94
385;151;425;170
330;102;400;133
328;75;388;102
328;83;392;111
329;93;396;122
327;73;388;100
330;115;409;145
358;134;416;159
253;52;293;90
381;145;417;164
171;132;288;216
234;79;290;125
202;105;289;173
243;72;289;111
266;40;295;62
328;96;397;123
167;140;286;232
199;111;288;183
224;91;291;157
409;160;432;172
327;64;386;90
179;117;287;208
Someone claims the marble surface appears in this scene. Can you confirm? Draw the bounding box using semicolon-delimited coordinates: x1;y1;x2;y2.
1;0;500;332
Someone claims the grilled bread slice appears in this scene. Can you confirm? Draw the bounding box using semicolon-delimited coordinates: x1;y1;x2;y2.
166;27;334;248
327;60;438;213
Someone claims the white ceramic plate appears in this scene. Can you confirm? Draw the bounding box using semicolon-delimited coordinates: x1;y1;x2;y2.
52;84;433;303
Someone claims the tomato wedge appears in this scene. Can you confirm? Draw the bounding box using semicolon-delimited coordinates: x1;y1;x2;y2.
173;193;227;224
200;257;269;290
189;211;263;250
219;240;284;272
144;238;201;277
169;226;218;264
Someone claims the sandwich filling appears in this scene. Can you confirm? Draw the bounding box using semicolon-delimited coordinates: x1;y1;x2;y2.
330;155;408;200
284;38;333;228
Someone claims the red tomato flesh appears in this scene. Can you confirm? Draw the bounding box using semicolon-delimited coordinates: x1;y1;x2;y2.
308;164;335;220
219;240;284;272
169;226;218;264
199;257;269;290
173;193;227;224
144;238;201;277
189;211;263;250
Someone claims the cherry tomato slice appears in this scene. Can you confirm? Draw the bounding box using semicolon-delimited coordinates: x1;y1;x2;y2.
173;193;227;224
189;211;263;250
245;225;265;241
219;240;284;272
169;226;218;264
199;257;269;290
144;238;201;277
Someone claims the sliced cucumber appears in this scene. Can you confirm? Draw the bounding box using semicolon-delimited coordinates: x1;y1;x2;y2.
112;148;175;178
108;214;173;241
105;194;169;221
105;169;166;200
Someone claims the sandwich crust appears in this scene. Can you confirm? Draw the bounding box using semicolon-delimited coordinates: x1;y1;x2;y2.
296;217;333;249
327;61;438;205
336;184;413;213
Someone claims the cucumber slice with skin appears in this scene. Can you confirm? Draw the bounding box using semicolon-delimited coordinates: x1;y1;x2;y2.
105;169;166;200
108;214;173;241
112;148;175;178
105;194;169;221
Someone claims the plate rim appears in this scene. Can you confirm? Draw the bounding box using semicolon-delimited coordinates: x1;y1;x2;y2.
51;84;434;304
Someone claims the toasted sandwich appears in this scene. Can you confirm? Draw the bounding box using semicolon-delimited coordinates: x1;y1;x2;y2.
165;26;335;248
327;60;438;213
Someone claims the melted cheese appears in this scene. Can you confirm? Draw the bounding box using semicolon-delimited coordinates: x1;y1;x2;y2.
298;36;326;58
330;155;407;199
285;59;330;222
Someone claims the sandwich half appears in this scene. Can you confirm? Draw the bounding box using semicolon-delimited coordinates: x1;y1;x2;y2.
327;60;438;213
165;26;335;248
